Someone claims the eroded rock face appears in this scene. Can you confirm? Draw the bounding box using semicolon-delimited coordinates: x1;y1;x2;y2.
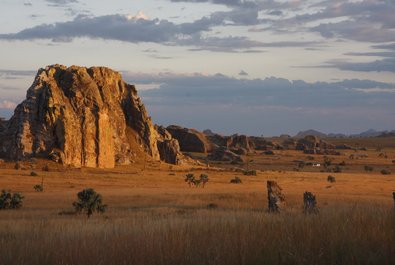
0;65;184;168
227;134;251;151
166;125;210;153
156;125;185;165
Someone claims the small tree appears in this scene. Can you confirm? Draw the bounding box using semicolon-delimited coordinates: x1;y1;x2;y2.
364;165;374;172
33;184;43;192
0;190;24;209
199;174;209;188
33;176;44;192
184;173;195;187
72;188;107;218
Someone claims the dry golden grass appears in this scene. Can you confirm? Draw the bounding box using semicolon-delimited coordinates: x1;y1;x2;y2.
0;147;394;265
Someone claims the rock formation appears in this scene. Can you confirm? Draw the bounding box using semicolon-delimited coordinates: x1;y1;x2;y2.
267;180;286;212
156;125;185;165
303;191;318;214
166;125;211;153
0;65;185;168
249;136;278;150
227;134;251;151
208;147;244;163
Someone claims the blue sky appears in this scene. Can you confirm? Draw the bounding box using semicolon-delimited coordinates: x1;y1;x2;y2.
1;0;395;135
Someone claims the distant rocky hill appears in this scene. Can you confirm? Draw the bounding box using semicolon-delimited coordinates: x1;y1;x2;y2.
295;128;394;138
294;129;327;138
0;65;186;168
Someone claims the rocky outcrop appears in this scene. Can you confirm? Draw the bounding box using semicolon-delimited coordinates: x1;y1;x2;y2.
0;65;186;168
0;118;6;134
166;125;210;153
227;134;251;151
267;181;286;212
208;147;244;163
156;125;185;165
296;135;320;150
206;133;228;149
249;136;278;150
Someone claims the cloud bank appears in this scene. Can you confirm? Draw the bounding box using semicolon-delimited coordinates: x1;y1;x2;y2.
121;72;395;135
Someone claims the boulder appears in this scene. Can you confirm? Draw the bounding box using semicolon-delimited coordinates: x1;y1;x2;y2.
208;147;244;163
166;125;210;153
296;135;320;150
249;136;277;150
206;133;228;148
0;65;186;168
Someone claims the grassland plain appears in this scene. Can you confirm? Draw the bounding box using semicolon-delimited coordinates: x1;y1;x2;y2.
0;145;394;265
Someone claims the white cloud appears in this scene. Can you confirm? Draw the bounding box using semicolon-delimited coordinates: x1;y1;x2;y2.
0;100;17;109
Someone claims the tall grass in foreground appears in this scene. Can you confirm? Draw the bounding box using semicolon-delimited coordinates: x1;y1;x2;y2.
0;204;393;265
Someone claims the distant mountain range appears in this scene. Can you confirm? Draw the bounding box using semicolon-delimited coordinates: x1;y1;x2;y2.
294;129;395;138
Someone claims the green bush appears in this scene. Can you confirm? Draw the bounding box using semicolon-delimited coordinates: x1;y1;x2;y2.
33;184;43;192
73;188;107;218
243;170;257;176
30;171;38;176
0;190;24;209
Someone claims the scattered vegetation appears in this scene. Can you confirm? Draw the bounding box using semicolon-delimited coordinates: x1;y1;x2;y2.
323;156;332;168
184;173;209;188
230;177;242;184
242;169;257;176
364;165;374;172
42;164;49;171
30;171;38;176
14;162;21;170
339;161;346;166
72;188;107;218
327;175;336;183
206;203;218;209
306;156;314;161
0;190;24;209
184;173;195;187
263;150;274;155
380;169;391;175
199;174;209;188
333;165;342;173
33;184;44;192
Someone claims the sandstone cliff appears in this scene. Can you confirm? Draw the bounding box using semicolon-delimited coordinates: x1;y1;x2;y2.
0;65;185;168
167;125;211;153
